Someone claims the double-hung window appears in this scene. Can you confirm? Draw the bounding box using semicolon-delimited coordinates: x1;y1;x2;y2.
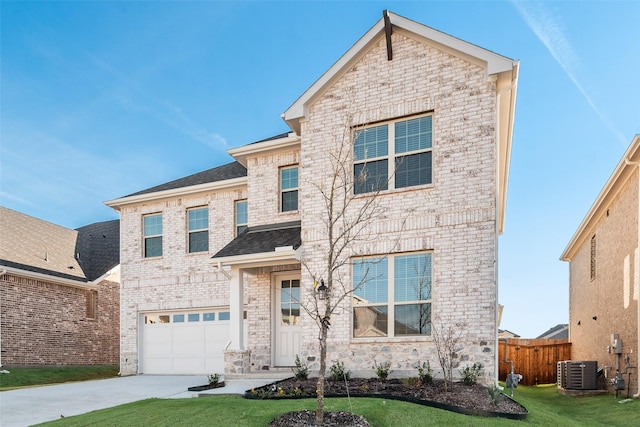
143;213;163;257
280;166;299;212
354;114;432;194
235;200;248;235
352;252;432;337
188;207;208;253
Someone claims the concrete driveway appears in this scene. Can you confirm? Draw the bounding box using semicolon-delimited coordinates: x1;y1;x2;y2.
0;375;279;427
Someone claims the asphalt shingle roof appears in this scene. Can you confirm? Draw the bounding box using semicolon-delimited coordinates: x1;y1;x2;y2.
212;221;301;259
75;220;120;281
125;161;247;198
0;207;119;282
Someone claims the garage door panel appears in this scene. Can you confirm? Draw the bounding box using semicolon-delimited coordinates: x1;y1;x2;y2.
141;309;233;375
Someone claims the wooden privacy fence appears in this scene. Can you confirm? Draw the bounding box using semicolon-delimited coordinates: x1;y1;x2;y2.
498;339;571;386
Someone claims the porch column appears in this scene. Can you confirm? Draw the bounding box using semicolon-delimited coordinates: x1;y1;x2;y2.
229;265;244;350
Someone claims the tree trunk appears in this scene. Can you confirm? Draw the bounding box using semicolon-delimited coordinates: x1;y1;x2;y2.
315;323;328;426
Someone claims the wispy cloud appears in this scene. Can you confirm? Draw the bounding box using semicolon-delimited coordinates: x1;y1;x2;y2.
511;0;627;145
89;54;228;150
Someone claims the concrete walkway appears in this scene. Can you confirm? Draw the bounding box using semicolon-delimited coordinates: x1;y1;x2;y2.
0;375;280;427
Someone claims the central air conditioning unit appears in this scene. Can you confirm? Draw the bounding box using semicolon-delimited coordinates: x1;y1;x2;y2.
557;361;597;390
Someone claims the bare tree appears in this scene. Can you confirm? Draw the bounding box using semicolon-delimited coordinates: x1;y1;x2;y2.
297;106;408;426
431;317;466;392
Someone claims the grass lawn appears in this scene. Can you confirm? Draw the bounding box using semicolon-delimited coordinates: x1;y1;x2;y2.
0;365;119;390
34;383;640;426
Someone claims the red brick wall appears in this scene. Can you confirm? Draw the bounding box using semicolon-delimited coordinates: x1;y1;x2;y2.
0;273;119;365
569;171;638;395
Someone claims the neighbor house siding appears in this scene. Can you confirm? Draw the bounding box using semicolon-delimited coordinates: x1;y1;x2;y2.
568;171;638;394
0;273;119;365
297;32;499;377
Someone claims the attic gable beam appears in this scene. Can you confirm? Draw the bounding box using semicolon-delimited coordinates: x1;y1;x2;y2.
384;9;393;60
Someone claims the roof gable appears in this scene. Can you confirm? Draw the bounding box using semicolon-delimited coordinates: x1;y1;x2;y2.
282;10;516;134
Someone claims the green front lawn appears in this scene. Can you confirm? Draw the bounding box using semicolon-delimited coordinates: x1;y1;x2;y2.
0;365;119;390
36;384;640;426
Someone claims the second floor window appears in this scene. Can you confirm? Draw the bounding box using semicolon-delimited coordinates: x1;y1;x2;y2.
143;213;163;257
188;207;209;253
280;166;299;212
354;114;432;194
235;200;248;235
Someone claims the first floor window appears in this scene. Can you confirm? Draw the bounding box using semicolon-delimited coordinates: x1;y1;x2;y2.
188;207;208;253
143;213;163;257
354;114;432;194
280;166;299;212
352;252;432;338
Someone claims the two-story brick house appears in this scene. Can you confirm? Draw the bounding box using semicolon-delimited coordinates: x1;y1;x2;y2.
106;11;518;381
561;135;640;395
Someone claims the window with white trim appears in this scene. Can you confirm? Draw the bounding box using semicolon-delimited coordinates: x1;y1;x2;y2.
354;114;432;194
143;213;163;257
187;207;208;253
280;166;299;212
352;252;432;338
235;200;248;235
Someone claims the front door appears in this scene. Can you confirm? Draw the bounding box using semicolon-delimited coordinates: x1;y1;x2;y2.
275;275;301;366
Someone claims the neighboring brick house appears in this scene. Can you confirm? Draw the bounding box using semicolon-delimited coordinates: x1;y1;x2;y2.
0;207;120;366
106;11;518;381
561;135;640;395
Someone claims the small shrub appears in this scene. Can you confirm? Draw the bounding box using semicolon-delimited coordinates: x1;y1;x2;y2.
207;373;220;386
417;361;434;386
459;363;483;386
329;360;351;381
487;382;502;405
291;354;309;380
373;360;392;381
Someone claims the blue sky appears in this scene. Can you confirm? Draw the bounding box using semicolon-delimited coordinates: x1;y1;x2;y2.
1;1;639;338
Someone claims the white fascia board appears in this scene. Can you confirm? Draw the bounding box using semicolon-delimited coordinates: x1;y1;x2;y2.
104;177;247;209
2;265;98;290
212;249;299;268
227;133;300;166
92;264;121;284
561;135;640;261
390;13;515;75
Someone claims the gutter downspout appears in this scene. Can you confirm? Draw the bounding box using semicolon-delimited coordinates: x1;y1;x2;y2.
494;71;518;386
624;158;640;398
0;269;7;367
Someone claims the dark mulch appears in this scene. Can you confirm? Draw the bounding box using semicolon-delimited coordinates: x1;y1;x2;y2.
254;377;527;426
270;410;371;427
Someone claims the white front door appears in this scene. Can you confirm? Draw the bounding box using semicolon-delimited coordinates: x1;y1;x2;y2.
275;275;301;366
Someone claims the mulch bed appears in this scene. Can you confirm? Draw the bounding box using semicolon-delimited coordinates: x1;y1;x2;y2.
247;377;528;426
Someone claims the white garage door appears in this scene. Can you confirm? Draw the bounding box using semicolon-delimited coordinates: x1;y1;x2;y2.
141;309;245;375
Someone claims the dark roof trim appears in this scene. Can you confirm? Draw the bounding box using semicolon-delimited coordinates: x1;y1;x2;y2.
124;161;247;198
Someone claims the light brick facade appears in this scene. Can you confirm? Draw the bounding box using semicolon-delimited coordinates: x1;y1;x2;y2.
562;136;640;395
109;13;518;382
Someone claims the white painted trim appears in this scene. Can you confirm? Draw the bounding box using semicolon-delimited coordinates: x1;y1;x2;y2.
0;265;98;290
227;133;300;167
561;135;640;261
212;248;299;268
105;177;247;209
